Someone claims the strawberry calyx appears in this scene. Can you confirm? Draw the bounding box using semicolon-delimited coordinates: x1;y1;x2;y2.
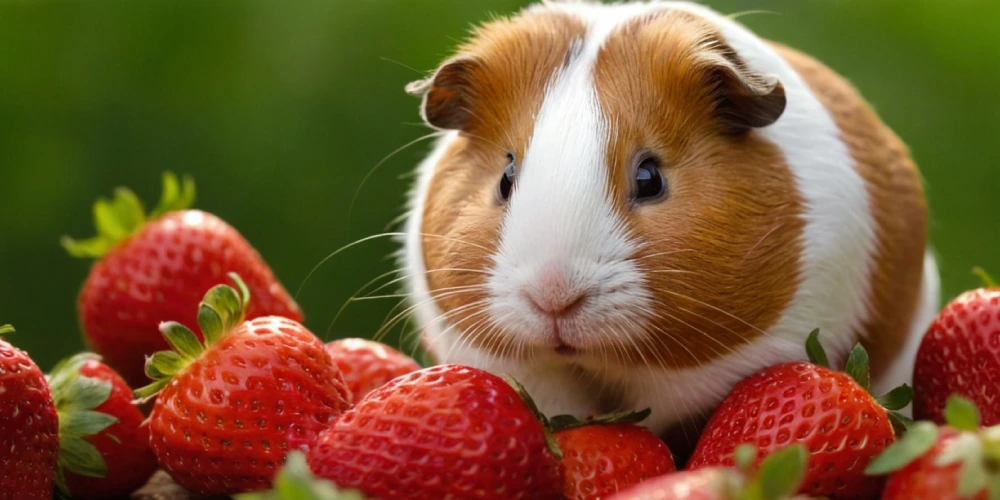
501;374;564;460
548;408;653;432
0;324;13;335
806;329;914;434
47;352;118;495
973;267;997;288
233;451;368;500
61;171;195;259
866;395;1000;497
724;443;809;500
134;272;251;403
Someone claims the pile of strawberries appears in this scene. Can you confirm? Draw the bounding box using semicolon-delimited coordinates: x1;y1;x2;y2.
2;173;1000;500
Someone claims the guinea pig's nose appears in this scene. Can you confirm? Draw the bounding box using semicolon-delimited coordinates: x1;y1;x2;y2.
522;264;588;317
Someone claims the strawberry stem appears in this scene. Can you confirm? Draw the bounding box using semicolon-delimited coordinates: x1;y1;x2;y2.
61;172;195;260
973;267;997;288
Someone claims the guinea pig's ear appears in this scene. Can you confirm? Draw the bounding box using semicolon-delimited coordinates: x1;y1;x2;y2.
705;52;786;134
406;56;479;131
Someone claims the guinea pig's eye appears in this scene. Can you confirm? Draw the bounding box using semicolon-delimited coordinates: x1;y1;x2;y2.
498;152;517;202
634;157;666;202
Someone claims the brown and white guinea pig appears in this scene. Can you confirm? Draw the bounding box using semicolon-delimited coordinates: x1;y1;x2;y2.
399;0;940;436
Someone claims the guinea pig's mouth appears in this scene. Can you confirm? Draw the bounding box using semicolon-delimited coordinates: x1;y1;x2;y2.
554;343;580;356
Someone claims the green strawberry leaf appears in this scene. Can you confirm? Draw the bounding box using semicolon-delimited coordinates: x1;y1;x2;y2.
59;436;108;479
988;473;1000;500
945;395;982;432
94;188;145;241
741;444;808;500
888;411;915;436
734;443;758;471
548;414;581;430
134;378;170;402
865;421;939;475
235;452;368;500
150;171;196;219
59;410;117;438
548;408;652;432
197;304;225;346
973;267;997;288
160;322;205;361
804;329;829;368
0;324;14;335
198;276;248;346
959;454;989;498
230;271;252;311
144;351;186;379
877;384;914;411
844;343;871;393
62;172;194;260
58;376;113;412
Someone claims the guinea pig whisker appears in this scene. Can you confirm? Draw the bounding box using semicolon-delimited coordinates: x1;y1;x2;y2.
643;314;703;369
347;131;446;235
373;287;487;342
652;309;731;359
661;290;794;345
299;231;495;301
372;288;483;344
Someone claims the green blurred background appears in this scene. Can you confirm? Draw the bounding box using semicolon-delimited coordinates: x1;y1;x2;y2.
1;0;997;371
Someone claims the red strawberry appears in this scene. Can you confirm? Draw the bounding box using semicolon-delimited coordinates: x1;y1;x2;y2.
136;274;351;495
324;338;421;404
867;396;1000;499
913;273;1000;426
63;173;303;386
47;352;157;499
608;443;809;500
551;410;676;500
688;330;911;499
307;364;564;500
0;325;59;500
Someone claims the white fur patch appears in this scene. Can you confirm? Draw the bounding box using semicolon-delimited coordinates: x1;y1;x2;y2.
486;8;650;352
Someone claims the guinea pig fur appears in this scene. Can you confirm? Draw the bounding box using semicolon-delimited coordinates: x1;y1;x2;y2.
399;0;940;436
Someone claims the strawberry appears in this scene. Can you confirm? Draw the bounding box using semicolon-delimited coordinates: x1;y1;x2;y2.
913;271;1000;426
307;364;564;500
324;338;421;404
688;330;912;499
63;172;303;386
47;352;157;499
551;409;676;500
866;396;1000;499
135;273;351;495
0;325;60;500
608;443;809;500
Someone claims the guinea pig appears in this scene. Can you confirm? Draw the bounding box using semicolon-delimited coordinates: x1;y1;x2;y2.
399;0;940;437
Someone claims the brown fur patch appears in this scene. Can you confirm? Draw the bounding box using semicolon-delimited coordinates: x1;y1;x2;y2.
772;44;928;379
419;10;587;356
593;11;805;369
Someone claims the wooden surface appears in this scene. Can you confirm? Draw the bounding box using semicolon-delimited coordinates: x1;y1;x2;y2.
130;471;227;500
